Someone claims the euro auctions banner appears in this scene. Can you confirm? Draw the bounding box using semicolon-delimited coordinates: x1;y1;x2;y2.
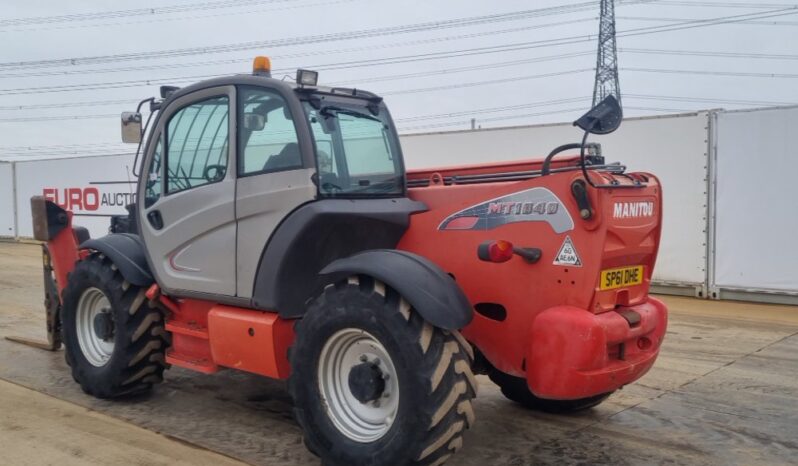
15;154;136;238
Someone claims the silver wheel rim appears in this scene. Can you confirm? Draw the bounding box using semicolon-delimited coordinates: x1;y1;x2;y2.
76;287;115;367
318;328;399;443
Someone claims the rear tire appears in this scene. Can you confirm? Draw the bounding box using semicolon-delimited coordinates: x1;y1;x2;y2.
62;253;168;398
289;276;477;466
489;369;611;413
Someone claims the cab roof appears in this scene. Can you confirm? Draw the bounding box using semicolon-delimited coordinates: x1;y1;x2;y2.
161;73;382;108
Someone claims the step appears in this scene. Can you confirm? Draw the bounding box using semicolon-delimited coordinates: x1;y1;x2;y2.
166;349;218;374
165;320;209;340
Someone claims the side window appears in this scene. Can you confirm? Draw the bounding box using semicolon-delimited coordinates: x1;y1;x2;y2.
238;87;301;176
338;114;395;177
166;96;229;194
144;138;163;208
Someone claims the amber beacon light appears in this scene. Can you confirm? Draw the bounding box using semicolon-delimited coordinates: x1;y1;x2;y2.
253;56;272;76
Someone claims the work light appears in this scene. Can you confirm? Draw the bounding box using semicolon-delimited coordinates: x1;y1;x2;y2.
296;69;319;87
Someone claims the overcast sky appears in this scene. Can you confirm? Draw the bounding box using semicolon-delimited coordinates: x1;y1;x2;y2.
0;0;796;160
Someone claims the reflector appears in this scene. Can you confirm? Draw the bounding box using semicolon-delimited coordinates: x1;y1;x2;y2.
477;240;514;263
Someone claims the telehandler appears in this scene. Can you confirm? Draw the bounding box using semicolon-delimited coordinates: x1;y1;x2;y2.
23;56;667;465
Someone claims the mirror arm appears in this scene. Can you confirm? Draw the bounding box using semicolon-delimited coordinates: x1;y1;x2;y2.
579;126;599;189
132;107;156;178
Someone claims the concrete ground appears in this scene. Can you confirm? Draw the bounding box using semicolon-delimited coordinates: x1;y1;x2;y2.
0;241;796;466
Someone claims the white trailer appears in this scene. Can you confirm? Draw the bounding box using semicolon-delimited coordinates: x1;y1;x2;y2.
0;162;15;238
709;105;798;304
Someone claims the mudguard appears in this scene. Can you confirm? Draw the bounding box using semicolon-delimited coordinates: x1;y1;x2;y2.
80;234;153;287
320;249;473;330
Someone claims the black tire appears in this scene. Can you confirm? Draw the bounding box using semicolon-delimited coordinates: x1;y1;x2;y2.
289;276;477;466
62;253;168;398
489;369;612;413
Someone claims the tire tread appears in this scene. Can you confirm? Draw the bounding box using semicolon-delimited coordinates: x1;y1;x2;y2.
62;253;167;398
288;276;477;466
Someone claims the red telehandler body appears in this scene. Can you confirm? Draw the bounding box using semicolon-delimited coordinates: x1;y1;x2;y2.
23;58;667;466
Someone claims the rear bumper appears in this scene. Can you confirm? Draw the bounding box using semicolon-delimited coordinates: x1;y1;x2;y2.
527;297;668;400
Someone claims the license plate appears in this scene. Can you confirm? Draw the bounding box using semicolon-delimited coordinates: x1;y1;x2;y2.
600;265;644;290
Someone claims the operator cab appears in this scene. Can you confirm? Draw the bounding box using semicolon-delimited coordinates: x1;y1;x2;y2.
123;56;405;202
119;56;420;308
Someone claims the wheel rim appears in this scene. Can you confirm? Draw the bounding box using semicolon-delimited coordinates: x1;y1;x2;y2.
318;328;399;443
76;287;115;367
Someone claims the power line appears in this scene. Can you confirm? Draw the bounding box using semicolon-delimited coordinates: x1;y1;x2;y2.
393;97;593;122
625;105;693;112
381;69;594;96
0;99;139;111
397;103;702;132
618;15;798;26
0;152;134;161
621;1;798;9
624;67;798;78
616;6;798;38
0;141;126;150
626;94;797;106
0;17;599;80
0;113;119;123
4;2;787;75
1;50;594;107
0;0;357;33
3;6;792;97
325;51;595;86
0;3;605;71
2;70;796;123
3;93;794;145
398;108;588;132
0;48;798;111
0;148;132;157
621;48;798;60
0;0;302;27
0;74;224;96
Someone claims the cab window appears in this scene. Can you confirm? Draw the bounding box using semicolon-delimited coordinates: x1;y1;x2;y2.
238;87;302;176
165;96;229;194
303;101;402;197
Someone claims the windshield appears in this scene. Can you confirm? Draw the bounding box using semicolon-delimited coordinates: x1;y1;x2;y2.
303;100;403;197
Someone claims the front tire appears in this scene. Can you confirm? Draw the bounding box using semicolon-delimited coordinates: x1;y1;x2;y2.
289;276;477;466
489;369;612;413
62;253;168;398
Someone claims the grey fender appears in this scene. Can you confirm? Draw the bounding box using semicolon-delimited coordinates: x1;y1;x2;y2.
80;234;154;287
320;249;473;330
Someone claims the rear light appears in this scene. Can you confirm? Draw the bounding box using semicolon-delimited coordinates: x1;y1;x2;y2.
477;240;514;263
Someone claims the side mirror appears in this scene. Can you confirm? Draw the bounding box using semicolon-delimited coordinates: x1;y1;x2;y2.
242;112;266;131
573;95;622;135
160;85;180;99
121;112;143;143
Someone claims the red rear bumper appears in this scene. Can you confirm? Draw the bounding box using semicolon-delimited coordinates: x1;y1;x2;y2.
527;297;668;400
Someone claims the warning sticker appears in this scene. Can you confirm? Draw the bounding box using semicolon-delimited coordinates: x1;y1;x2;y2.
553;236;582;267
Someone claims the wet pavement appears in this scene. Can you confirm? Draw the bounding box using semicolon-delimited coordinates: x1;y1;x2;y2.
1;241;796;465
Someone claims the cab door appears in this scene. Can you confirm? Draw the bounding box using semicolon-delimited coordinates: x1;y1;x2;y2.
234;85;316;298
138;86;238;296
